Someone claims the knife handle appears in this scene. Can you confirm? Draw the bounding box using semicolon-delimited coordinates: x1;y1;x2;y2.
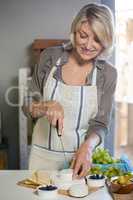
56;121;61;137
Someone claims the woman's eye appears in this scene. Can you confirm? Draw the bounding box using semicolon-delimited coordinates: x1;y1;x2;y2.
94;36;101;43
79;33;87;39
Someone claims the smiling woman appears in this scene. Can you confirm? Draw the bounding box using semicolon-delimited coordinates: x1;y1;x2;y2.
23;3;117;179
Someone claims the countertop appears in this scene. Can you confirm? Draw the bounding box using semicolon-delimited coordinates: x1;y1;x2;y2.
0;170;112;200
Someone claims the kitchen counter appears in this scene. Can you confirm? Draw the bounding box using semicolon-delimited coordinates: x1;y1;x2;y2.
0;170;112;200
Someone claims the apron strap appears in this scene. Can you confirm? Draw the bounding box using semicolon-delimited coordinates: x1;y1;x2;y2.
45;57;62;84
91;67;97;86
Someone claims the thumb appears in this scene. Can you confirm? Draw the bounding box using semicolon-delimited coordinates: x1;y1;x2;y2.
70;158;75;169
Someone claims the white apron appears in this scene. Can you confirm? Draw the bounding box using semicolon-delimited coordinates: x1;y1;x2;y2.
29;58;98;170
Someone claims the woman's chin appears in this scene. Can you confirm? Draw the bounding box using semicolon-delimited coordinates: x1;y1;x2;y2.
77;54;94;64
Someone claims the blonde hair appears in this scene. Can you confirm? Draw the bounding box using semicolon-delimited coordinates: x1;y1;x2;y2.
70;3;115;59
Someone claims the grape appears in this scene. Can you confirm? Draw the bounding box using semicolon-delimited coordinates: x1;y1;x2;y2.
89;166;102;175
92;148;118;164
89;166;125;179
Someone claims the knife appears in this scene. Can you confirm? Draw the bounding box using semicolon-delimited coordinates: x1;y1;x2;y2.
56;121;68;168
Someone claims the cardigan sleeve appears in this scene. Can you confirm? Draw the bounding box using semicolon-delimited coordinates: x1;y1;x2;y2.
86;63;117;145
22;48;52;117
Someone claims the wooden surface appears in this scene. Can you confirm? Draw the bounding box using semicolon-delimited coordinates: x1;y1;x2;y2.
32;39;67;62
33;39;67;50
0;150;7;169
0;140;8;169
113;192;133;200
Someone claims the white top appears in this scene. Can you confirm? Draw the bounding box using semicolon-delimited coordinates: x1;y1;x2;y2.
0;170;112;200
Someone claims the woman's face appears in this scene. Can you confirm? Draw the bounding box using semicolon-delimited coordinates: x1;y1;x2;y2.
74;22;103;62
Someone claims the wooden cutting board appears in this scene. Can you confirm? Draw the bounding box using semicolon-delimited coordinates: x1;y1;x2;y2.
113;192;133;200
17;179;40;189
17;179;103;197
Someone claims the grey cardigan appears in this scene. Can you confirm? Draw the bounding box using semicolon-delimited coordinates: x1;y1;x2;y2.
24;43;117;143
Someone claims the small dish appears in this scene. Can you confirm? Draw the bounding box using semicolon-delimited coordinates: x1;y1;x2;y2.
110;177;133;194
69;183;89;198
53;169;85;190
37;185;58;199
87;174;106;187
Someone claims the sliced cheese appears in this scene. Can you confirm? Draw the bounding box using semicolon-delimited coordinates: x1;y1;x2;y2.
30;170;51;185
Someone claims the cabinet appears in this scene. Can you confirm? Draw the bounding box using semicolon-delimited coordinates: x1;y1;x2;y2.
0;140;8;169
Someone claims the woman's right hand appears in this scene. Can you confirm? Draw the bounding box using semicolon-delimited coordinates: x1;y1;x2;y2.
30;101;64;134
45;101;64;134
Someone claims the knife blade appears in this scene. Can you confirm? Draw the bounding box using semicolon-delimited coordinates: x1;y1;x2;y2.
56;121;68;168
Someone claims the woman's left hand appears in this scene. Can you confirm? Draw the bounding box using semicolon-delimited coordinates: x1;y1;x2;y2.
72;142;93;179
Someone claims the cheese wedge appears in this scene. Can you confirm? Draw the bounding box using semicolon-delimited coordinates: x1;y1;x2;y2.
29;170;51;185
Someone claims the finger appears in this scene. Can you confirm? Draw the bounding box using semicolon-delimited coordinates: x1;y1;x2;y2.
70;158;76;169
51;116;58;127
35;108;45;116
45;110;53;118
45;111;52;122
58;117;63;134
31;109;40;118
78;164;88;178
41;102;48;114
73;160;81;179
79;160;92;178
84;169;90;177
30;102;38;113
32;102;41;109
46;111;55;124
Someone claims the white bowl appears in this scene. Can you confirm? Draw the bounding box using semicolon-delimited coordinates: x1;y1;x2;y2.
69;183;89;198
52;169;85;190
86;175;105;188
37;185;58;199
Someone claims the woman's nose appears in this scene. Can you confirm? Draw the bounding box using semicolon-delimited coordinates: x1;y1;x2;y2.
86;38;93;48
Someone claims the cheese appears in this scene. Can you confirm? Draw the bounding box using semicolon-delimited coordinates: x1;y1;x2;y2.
29;170;51;185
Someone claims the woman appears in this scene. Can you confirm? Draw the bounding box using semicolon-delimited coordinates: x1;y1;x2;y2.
24;3;117;178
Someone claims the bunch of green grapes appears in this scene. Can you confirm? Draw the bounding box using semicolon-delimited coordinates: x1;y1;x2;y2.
89;166;102;175
103;167;124;178
89;166;127;179
92;148;120;164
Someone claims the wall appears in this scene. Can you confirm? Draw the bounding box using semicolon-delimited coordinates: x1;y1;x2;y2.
0;0;101;168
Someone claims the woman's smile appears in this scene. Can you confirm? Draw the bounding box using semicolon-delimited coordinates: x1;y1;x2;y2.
80;47;97;55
